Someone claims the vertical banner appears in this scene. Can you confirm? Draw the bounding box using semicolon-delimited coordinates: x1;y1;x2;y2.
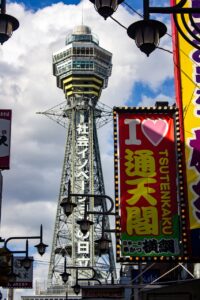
0;110;12;170
114;106;188;262
171;0;200;258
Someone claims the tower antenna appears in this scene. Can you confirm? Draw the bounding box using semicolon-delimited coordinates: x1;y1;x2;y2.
81;2;84;25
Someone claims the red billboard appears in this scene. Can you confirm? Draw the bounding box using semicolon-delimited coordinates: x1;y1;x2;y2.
114;106;189;262
0;110;12;169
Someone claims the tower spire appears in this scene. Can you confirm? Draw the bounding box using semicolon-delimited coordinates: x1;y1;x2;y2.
81;3;84;25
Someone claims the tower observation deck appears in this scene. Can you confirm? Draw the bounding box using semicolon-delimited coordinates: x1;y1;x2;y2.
52;25;112;99
47;25;116;292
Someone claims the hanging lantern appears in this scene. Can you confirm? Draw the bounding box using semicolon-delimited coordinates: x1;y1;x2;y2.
90;0;124;20
0;0;19;45
127;19;167;56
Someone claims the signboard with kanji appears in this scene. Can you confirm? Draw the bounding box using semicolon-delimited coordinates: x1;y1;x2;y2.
0;109;12;169
171;0;200;260
113;105;189;262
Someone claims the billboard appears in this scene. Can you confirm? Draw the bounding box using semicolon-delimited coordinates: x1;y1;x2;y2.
0;109;12;169
171;0;200;259
6;256;33;288
113;106;189;262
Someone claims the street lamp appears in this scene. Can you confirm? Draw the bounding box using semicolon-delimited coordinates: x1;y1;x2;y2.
60;256;71;284
0;0;19;45
0;225;47;286
71;269;81;295
4;224;48;258
72;282;81;295
77;218;94;235
89;0;123;20
90;0;200;55
34;225;48;256
60;270;71;284
127;19;167;57
76;198;94;235
60;181;77;217
75;195;115;242
20;240;33;270
94;215;113;254
60;181;116;255
2;225;47;276
60;196;77;217
60;257;101;295
95;235;111;254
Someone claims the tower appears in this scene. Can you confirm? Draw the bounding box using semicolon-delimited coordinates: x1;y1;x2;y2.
47;25;115;289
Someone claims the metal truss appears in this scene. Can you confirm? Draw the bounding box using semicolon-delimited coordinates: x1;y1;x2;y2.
39;95;115;290
37;99;113;130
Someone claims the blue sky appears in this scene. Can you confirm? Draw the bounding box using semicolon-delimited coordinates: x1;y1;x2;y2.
13;0;79;9
13;0;142;10
12;0;161;12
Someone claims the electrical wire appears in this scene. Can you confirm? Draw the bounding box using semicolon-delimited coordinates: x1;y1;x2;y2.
109;2;200;154
122;0;200;63
157;46;173;54
109;3;172;54
110;5;199;125
109;16;127;30
123;1;143;18
111;0;200;124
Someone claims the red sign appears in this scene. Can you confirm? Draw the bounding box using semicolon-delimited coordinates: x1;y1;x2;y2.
0;110;12;169
114;106;188;261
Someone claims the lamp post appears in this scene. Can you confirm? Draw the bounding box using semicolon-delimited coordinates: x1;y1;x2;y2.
0;225;48;286
94;216;112;255
60;257;101;295
89;0;200;56
0;0;19;44
60;181;116;255
89;0;124;20
4;224;48;257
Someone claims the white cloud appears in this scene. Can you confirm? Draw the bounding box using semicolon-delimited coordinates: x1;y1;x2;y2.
137;93;175;107
0;1;174;299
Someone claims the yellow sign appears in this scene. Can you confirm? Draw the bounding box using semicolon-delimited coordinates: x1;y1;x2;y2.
172;0;200;257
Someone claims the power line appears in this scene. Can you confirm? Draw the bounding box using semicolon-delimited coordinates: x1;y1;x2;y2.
109;16;127;30
110;1;200;115
123;1;143;18
157;46;173;54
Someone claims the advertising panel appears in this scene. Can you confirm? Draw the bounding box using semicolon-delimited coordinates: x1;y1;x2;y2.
0;109;12;169
113;106;188;262
171;0;200;258
6;256;33;288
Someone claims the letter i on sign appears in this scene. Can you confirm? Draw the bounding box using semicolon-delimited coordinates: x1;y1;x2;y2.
124;119;141;145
